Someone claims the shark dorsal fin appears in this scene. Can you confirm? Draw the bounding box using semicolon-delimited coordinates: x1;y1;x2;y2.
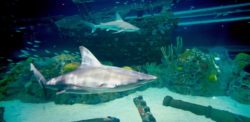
116;12;123;21
79;46;102;67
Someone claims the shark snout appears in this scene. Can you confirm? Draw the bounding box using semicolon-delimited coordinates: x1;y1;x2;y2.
140;74;157;80
148;75;157;80
134;27;140;32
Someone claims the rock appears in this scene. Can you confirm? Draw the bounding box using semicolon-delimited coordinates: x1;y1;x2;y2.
229;72;250;104
233;53;250;73
0;107;5;122
243;64;250;73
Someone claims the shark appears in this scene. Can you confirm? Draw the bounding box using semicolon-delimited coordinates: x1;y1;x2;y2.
30;46;157;95
83;13;140;33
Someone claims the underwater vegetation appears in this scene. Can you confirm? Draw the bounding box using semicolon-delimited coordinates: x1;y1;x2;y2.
157;37;223;96
228;53;250;104
1;37;250;104
144;37;250;104
233;53;250;72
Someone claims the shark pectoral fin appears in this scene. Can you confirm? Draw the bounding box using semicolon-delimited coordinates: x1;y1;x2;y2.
99;83;116;88
82;21;97;33
56;90;66;95
91;28;97;33
79;46;102;67
113;30;124;34
30;63;47;97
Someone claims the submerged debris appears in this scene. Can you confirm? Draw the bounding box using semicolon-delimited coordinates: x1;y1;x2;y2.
74;116;120;122
133;96;156;122
163;96;250;122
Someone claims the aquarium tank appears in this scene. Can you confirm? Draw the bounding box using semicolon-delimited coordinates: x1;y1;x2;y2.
1;0;250;122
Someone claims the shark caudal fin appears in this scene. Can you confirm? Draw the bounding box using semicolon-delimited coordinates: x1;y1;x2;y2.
83;21;97;33
30;63;47;96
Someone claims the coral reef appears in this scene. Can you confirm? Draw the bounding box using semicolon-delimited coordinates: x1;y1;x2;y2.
228;53;250;104
0;58;33;100
159;37;224;96
229;71;250;104
1;37;250;105
62;62;80;73
233;53;250;72
0;107;5;122
172;49;222;95
158;41;250;103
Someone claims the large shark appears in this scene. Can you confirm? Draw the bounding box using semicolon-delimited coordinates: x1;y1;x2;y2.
83;13;140;33
30;46;157;95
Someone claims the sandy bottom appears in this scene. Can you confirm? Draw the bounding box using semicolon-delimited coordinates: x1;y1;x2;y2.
1;88;250;122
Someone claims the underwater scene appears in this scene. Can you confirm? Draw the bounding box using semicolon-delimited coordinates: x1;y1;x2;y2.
1;0;250;122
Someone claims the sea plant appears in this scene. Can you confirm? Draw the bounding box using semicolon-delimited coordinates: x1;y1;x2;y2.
160;36;183;65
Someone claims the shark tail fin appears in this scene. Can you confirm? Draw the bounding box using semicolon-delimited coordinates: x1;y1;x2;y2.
30;63;47;96
83;21;97;33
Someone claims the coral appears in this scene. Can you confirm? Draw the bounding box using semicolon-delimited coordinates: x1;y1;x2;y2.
62;62;80;73
122;66;133;70
208;74;218;82
176;66;183;71
143;62;161;74
0;58;33;100
141;62;166;87
160;45;173;64
161;47;223;96
233;53;250;71
226;53;250;104
173;36;183;55
229;72;250;104
53;54;80;64
161;37;183;65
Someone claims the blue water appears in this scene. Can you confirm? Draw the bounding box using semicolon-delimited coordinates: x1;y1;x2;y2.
1;0;250;122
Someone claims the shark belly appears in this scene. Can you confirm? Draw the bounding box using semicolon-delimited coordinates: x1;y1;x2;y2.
64;66;138;88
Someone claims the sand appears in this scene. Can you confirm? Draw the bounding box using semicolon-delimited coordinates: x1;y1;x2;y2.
1;88;250;122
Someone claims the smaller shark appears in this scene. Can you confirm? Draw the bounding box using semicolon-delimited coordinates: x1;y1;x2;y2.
30;46;156;95
83;13;140;33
